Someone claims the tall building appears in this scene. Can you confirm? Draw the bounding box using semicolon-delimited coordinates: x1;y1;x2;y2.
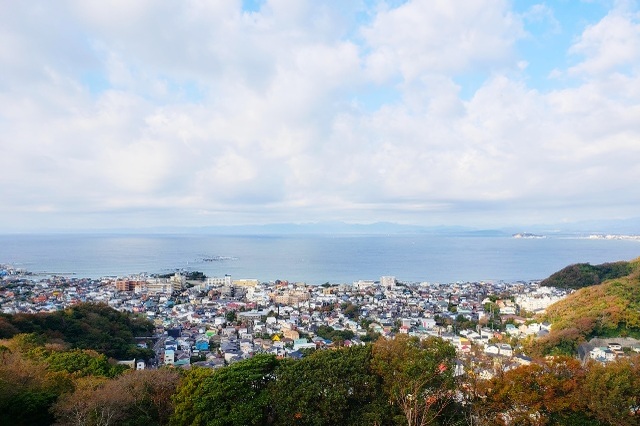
115;280;134;292
354;280;375;290
207;275;233;287
233;279;259;288
381;276;396;289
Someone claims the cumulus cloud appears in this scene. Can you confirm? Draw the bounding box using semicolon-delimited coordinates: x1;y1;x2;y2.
568;6;640;77
362;0;522;81
1;0;639;230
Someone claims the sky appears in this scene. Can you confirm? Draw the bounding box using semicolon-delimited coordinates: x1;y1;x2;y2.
2;0;640;232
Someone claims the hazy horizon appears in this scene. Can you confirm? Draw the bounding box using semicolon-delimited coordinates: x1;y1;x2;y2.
3;217;640;236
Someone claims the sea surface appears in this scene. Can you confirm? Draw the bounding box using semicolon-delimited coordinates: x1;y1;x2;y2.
0;233;639;284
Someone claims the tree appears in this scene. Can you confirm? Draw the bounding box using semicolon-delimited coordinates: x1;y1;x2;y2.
53;369;180;426
46;349;126;378
171;354;279;426
225;310;237;324
0;334;73;426
479;357;596;425
582;356;640;426
110;369;180;425
0;359;68;425
52;376;120;426
541;261;632;290
270;345;393;426
314;325;354;344
371;335;457;426
340;302;359;320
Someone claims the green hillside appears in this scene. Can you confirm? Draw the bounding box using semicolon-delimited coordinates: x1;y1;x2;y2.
540;260;632;289
529;258;640;356
0;303;154;360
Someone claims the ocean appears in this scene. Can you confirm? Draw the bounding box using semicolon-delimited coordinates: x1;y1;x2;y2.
0;233;639;284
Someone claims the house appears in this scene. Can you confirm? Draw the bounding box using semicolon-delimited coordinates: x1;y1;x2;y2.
195;338;210;351
514;354;532;365
117;359;136;369
420;318;436;330
607;343;622;353
498;343;513;357
485;345;500;355
239;340;253;354
287;350;304;359
282;328;300;340
505;324;519;336
164;349;175;365
293;338;316;351
224;350;241;362
174;352;191;367
165;338;178;351
590;347;616;362
500;306;516;315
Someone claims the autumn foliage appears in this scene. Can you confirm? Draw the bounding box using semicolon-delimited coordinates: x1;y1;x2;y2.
527;258;640;357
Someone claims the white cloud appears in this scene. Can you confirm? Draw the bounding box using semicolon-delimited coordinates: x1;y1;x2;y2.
568;6;640;77
1;1;640;231
362;0;523;81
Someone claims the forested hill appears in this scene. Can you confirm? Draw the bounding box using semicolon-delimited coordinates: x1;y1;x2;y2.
540;260;633;289
529;257;640;356
0;302;154;359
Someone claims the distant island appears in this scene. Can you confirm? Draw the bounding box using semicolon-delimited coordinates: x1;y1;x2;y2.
586;234;640;241
512;232;546;239
203;256;238;262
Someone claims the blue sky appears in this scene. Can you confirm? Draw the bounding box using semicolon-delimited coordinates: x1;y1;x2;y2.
1;0;640;232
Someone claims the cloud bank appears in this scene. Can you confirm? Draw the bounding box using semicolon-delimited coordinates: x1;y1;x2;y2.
1;0;639;231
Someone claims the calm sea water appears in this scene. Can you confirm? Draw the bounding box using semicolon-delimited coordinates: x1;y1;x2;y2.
0;234;639;284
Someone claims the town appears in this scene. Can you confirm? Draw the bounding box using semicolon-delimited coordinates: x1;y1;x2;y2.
1;264;635;376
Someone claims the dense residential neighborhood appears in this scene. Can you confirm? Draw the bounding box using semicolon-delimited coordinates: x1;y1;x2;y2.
3;264;639;375
0;265;567;366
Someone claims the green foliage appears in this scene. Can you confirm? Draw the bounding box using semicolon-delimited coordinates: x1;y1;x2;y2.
4;328;640;426
2;387;60;426
190;353;206;363
0;316;19;338
371;335;457;426
583;356;640;425
314;325;354;343
225;310;237;323
171;354;279;426
340;302;359;319
0;336;75;425
454;314;477;331
0;303;154;359
360;329;381;343
270;345;393;426
169;368;214;426
0;305;155;425
541;261;632;289
46;349;127;378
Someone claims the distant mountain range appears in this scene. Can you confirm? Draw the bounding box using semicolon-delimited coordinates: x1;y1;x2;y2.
81;222;509;236
27;217;640;236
